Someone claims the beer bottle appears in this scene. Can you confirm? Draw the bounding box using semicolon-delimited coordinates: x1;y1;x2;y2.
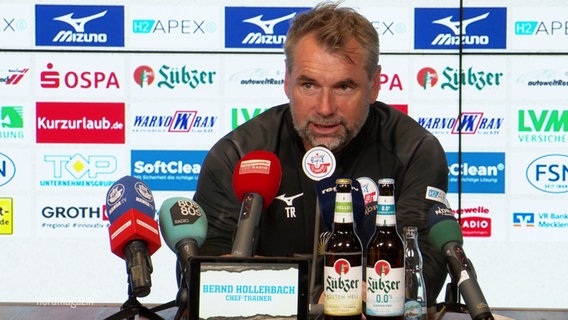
324;178;363;320
365;178;404;320
403;225;427;320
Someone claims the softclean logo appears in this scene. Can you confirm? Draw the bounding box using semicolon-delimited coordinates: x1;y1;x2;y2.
35;4;124;47
526;154;568;194
447;152;505;194
131;150;207;191
36;102;125;144
225;7;310;49
414;7;506;49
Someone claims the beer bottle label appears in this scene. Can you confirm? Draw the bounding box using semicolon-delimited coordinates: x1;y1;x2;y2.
324;258;362;316
334;195;354;223
365;260;404;316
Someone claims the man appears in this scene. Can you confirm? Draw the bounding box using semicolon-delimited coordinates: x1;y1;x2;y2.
194;3;449;308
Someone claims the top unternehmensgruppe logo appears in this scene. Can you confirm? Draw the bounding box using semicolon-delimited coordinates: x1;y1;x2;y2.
35;4;124;47
225;7;310;49
414;7;506;50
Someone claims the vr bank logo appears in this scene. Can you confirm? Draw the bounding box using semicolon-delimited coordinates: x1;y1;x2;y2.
513;212;534;227
35;4;124;47
414;7;506;49
225;7;310;49
446;152;505;194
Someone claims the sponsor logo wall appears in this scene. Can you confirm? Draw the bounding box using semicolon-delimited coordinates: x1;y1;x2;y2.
0;0;567;310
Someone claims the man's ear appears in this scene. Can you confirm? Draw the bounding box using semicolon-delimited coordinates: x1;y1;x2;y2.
284;59;290;99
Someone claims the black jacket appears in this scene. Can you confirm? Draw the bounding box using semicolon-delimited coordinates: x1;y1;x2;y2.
194;101;449;305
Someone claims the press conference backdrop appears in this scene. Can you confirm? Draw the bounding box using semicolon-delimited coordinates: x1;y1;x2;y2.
1;0;567;310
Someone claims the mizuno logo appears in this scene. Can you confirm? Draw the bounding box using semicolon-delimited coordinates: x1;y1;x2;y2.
275;193;303;206
243;12;296;34
432;12;490;35
53;10;107;32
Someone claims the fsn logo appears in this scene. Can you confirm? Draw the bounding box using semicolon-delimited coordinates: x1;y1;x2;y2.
513;212;535;227
133;65;155;87
44;154;117;179
231;107;268;129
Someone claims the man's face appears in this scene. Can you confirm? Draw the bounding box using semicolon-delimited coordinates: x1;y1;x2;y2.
285;33;381;151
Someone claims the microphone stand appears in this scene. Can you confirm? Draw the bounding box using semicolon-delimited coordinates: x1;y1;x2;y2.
433;281;468;320
103;281;166;320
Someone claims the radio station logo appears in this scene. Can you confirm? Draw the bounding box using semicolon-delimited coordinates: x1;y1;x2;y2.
35;4;124;47
416;66;504;91
225;7;310;49
40;63;120;90
526;154;568;194
418;112;503;135
517;109;568;144
446;152;505;194
132;110;217;134
0;68;29;86
454;206;491;237
414;7;506;49
133;64;216;90
515;19;568;37
36;102;125;144
0;152;16;187
1;106;24;140
39;153;117;188
0;197;13;235
131;150;207;191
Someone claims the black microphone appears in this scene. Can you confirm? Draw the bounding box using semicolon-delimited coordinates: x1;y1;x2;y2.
427;201;494;320
231;151;282;256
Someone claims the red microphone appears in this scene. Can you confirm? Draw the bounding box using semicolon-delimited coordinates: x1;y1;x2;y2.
106;175;161;297
231;151;282;256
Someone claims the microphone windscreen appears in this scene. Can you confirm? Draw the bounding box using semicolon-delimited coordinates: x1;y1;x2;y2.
106;175;155;224
158;197;208;253
427;203;464;250
232;151;282;208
